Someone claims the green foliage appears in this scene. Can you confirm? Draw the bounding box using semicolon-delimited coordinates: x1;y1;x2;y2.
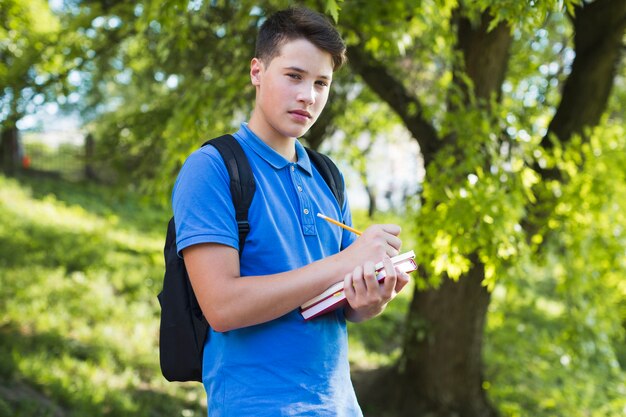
411;101;536;289
463;0;582;30
323;0;342;23
23;140;85;181
68;0;271;196
486;279;626;417
0;0;62;124
484;122;626;416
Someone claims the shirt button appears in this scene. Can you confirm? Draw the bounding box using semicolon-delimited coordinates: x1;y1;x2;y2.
303;209;309;215
297;186;303;192
291;166;295;172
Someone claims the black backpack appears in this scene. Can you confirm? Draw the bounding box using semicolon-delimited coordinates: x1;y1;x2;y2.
158;134;345;382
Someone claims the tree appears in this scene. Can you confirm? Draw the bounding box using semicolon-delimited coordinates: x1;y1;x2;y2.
337;0;626;415
0;0;60;172
0;0;95;173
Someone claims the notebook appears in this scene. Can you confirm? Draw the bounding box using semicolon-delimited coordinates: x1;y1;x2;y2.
300;250;417;320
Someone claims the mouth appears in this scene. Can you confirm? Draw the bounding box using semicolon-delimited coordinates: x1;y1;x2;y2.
289;110;312;120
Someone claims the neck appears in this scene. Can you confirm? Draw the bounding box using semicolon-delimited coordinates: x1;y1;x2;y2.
247;115;298;162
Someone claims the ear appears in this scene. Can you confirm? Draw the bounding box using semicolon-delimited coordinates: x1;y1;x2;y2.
250;58;262;86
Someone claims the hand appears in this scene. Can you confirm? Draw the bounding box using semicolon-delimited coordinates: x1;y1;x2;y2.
343;256;410;323
342;224;402;267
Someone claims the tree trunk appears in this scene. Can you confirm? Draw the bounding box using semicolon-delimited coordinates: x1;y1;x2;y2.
364;183;377;218
397;262;495;417
394;13;510;415
453;11;512;105
353;263;496;417
0;124;19;174
84;133;98;181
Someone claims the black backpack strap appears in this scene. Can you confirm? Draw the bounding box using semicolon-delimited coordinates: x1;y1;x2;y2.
305;147;345;208
203;135;256;256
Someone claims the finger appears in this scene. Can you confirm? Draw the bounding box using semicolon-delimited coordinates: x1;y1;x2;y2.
351;265;367;294
386;235;403;251
363;224;401;239
343;272;355;300
362;262;378;294
381;257;398;297
386;245;401;258
394;270;410;293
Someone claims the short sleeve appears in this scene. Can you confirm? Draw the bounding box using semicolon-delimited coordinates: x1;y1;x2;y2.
172;146;239;255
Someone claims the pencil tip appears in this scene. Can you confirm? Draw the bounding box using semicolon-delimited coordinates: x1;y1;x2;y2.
316;213;324;218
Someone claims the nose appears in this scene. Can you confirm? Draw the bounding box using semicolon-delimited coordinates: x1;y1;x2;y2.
297;83;316;106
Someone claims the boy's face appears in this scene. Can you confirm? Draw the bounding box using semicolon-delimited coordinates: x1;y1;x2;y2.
250;38;334;142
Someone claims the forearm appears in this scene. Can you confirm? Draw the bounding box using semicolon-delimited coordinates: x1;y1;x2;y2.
213;263;343;330
185;245;352;332
185;223;404;331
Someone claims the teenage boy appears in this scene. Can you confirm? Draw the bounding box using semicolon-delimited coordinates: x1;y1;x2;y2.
173;6;410;416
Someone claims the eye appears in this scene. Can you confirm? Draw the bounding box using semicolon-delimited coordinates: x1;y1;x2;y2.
315;80;329;88
287;73;302;80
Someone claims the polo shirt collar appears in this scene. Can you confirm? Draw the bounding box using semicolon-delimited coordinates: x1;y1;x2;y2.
238;123;312;176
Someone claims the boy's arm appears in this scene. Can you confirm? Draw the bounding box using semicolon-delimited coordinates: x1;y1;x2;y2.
183;224;402;332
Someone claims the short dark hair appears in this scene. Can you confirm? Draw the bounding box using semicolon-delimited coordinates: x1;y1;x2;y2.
255;7;347;71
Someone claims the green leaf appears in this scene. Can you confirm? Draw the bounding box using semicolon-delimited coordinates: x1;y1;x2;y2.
324;0;341;23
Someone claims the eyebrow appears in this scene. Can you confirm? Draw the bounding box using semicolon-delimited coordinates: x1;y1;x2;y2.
284;66;332;81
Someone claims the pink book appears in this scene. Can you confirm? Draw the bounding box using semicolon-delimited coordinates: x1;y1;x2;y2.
300;251;417;321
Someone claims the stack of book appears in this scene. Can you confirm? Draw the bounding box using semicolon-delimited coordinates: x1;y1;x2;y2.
300;250;417;320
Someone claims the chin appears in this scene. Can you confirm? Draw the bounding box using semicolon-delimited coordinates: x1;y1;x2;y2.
284;126;312;139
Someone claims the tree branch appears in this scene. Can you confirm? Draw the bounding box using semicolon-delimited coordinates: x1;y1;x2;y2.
453;10;513;105
526;0;626;241
346;45;440;165
544;0;626;146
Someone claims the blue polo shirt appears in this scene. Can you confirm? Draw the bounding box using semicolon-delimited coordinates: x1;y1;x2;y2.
172;123;361;416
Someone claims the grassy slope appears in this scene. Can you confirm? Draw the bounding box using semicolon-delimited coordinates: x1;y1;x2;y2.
0;175;205;416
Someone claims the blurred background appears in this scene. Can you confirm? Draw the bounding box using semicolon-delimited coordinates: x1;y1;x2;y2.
1;1;625;416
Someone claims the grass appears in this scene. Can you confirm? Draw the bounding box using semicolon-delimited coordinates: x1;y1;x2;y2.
0;174;205;417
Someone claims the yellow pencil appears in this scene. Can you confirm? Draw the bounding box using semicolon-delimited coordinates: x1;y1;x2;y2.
317;213;362;236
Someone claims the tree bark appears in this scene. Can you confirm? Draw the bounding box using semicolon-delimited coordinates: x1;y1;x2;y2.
453;11;512;104
84;133;98;181
395;12;510;417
